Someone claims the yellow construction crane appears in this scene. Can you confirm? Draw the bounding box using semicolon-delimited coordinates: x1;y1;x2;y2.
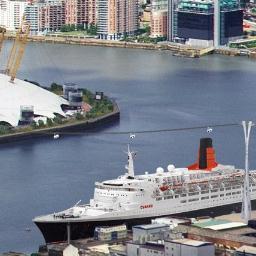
6;17;30;82
0;27;6;54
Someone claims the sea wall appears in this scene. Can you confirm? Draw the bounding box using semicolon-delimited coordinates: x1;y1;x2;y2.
5;34;213;57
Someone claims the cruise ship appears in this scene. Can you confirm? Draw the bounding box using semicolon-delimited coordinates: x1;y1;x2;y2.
34;138;256;243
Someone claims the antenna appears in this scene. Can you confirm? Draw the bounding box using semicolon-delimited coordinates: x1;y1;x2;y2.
126;144;136;178
241;121;253;223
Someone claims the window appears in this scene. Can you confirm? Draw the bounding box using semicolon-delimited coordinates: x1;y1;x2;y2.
189;198;199;202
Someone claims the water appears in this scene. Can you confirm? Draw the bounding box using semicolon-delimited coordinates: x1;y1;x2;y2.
0;42;256;252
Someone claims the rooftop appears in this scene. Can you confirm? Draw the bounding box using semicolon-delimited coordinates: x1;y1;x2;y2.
133;223;169;230
169;238;212;247
236;245;256;254
192;219;247;230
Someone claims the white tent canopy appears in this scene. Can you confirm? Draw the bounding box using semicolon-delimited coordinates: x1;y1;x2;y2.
0;74;69;126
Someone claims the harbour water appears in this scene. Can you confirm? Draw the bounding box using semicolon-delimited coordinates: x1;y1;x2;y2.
1;43;256;252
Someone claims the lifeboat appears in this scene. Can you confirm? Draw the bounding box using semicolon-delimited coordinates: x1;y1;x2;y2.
159;185;169;192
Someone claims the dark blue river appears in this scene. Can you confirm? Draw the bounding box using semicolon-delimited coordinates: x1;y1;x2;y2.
0;42;256;252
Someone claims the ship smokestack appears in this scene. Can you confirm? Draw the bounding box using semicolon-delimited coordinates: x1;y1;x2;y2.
188;137;218;171
199;138;212;169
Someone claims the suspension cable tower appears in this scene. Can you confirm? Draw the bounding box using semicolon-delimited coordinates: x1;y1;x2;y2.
5;16;30;83
241;121;253;223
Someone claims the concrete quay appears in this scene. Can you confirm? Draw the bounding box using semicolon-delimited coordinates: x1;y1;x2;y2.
5;33;214;58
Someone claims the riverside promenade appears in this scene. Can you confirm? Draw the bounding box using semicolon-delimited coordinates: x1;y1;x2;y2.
6;33;214;58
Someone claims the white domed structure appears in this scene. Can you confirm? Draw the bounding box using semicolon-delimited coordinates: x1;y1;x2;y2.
0;74;69;126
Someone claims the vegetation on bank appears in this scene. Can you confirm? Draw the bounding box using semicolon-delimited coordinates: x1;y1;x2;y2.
229;39;256;49
0;82;115;135
120;27;167;44
59;24;98;36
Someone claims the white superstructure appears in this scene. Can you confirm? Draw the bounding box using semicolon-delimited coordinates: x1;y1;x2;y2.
34;140;256;225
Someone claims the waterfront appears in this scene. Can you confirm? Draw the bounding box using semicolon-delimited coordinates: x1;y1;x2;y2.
1;42;256;252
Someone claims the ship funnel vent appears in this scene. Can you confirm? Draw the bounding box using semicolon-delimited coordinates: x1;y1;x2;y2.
188;137;218;171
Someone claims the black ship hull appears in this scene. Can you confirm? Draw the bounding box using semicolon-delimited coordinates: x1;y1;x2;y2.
35;200;256;244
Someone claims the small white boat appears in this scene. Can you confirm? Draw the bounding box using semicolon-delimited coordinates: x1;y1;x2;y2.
53;133;60;140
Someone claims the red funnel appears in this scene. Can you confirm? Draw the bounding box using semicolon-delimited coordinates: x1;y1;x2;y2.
187;138;218;171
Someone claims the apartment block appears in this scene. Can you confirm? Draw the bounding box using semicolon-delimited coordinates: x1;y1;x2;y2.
0;0;28;30
39;0;65;32
98;0;138;40
150;0;167;37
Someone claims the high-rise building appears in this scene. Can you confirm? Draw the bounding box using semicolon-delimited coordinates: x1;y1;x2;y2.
86;0;96;25
25;3;40;35
0;0;28;30
150;10;167;37
65;0;84;25
173;0;243;47
0;0;8;28
39;0;65;32
65;0;96;26
167;0;175;41
97;0;139;40
150;0;167;37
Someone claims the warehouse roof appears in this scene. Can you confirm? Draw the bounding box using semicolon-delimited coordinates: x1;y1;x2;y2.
236;245;256;254
193;219;246;230
169;238;213;247
133;223;169;230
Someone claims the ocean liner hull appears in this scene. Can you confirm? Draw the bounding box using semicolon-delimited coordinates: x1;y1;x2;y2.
35;200;256;243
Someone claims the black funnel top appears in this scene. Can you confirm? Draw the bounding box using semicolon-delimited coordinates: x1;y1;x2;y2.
199;138;212;169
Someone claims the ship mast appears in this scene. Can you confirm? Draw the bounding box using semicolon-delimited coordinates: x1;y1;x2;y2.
241;121;253;223
126;144;135;178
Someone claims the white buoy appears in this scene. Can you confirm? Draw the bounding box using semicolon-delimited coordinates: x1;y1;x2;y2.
53;133;60;140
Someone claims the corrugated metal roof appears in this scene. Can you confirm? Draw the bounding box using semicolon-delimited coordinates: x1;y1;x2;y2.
133;223;169;230
193;219;246;230
193;219;229;228
236;245;256;254
206;222;247;231
170;238;212;247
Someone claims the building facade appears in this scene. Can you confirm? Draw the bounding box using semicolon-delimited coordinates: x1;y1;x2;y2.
0;0;28;30
150;0;167;37
97;0;139;40
171;0;243;46
150;10;167;37
39;0;65;32
25;3;40;35
165;239;215;256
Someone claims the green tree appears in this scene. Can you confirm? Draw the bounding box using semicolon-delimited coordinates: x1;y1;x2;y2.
46;118;54;127
87;24;97;35
38;120;45;128
31;121;37;129
53;116;63;124
75;112;84;120
51;82;62;92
